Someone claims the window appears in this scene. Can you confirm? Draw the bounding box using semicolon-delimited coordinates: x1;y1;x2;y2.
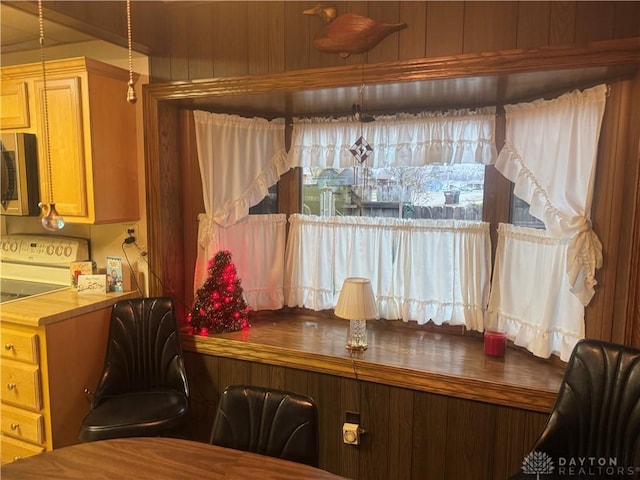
303;163;485;220
286;108;496;330
510;190;544;229
249;184;278;215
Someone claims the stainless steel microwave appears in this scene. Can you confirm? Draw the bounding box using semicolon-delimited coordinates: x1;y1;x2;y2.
1;132;40;216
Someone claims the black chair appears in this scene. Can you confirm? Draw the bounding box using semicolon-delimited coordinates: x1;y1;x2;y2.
510;339;640;479
78;297;189;442
209;385;319;467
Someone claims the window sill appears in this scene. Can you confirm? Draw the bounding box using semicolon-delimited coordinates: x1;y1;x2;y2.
181;310;565;413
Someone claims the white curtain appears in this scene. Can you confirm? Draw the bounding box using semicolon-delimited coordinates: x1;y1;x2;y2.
487;224;585;361
284;214;491;330
194;213;287;311
494;85;607;305
193;111;290;228
488;85;607;360
288;107;497;168
193;111;290;309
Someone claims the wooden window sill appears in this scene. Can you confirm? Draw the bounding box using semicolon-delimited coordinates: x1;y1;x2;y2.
181;309;565;413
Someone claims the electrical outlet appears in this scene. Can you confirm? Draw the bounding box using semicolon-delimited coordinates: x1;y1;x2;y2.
343;422;361;445
124;226;136;244
343;412;363;445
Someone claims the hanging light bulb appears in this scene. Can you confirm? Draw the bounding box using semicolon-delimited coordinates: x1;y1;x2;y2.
126;0;137;104
38;0;64;231
39;202;65;231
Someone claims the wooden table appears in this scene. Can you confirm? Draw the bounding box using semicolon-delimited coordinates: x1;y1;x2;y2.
1;437;349;479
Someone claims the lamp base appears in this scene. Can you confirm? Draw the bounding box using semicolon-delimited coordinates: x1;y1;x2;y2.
346;344;367;351
346;319;368;351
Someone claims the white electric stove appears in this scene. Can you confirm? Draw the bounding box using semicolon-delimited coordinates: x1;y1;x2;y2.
0;234;90;303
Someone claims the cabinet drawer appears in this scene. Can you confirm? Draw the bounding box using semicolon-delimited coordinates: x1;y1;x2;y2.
1;403;44;445
1;328;39;364
0;360;42;410
1;434;44;464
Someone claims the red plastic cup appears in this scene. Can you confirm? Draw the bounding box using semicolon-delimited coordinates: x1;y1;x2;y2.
484;330;507;357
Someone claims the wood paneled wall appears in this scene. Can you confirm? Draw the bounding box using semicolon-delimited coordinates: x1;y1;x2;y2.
143;1;640;344
150;1;640;82
183;352;548;480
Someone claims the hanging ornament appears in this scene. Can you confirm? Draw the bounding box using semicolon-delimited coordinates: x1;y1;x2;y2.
350;82;374;165
350;136;373;164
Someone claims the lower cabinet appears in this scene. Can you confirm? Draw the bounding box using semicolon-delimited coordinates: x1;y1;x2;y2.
1;435;44;464
0;306;112;464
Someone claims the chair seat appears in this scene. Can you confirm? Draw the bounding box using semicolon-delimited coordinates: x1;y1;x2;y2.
79;389;188;442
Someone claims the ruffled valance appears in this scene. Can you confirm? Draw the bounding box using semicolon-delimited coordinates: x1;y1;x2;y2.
288;107;497;168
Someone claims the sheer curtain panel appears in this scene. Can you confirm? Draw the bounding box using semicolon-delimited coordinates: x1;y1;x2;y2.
284;214;491;330
487;224;585;361
194;214;287;311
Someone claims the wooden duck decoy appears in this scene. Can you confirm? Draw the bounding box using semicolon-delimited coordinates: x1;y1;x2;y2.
303;4;407;58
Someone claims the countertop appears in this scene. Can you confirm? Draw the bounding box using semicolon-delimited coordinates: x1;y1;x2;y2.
0;288;138;327
183;310;567;412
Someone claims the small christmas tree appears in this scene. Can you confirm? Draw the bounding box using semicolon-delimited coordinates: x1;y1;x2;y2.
189;250;250;335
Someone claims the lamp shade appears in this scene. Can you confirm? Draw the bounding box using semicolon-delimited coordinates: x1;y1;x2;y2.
335;278;378;320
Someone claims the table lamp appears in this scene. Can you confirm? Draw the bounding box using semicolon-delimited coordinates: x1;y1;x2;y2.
335;277;378;351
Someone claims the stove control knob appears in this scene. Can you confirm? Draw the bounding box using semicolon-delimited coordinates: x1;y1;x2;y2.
9;241;18;252
63;246;73;257
46;245;55;255
55;246;63;256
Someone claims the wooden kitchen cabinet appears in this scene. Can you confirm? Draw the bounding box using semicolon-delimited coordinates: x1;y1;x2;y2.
0;80;29;129
0;306;112;464
0;57;139;224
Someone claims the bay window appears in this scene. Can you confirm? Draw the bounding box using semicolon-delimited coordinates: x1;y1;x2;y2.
193;84;608;360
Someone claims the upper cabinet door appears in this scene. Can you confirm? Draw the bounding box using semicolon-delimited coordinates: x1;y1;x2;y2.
34;76;88;218
0;81;30;130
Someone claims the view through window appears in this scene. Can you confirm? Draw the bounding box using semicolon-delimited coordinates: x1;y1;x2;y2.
302;164;485;220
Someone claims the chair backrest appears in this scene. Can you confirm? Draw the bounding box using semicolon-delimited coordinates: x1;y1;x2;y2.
92;297;189;407
532;339;640;468
209;385;319;467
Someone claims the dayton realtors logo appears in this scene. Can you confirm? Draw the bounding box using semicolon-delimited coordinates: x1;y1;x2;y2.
522;451;554;479
521;451;639;478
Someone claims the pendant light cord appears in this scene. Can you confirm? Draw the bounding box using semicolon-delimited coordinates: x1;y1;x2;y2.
126;0;137;103
38;0;54;205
